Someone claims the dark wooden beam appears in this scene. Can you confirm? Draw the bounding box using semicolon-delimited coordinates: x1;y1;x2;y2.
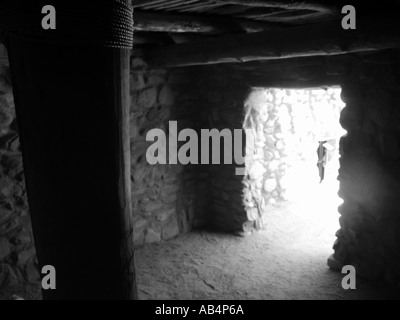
132;0;174;8
6;39;137;299
134;31;175;45
134;10;228;33
139;18;400;67
132;0;223;10
132;0;337;14
133;10;282;34
213;0;336;13
204;53;357;87
248;77;343;88
237;8;337;24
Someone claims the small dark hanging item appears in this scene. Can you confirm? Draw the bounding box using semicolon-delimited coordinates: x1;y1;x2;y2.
317;140;328;183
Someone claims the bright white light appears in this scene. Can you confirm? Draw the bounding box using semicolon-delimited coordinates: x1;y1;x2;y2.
270;88;345;231
281;88;344;232
244;87;346;234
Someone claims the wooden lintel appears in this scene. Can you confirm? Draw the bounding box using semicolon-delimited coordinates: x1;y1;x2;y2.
138;18;400;67
133;10;283;34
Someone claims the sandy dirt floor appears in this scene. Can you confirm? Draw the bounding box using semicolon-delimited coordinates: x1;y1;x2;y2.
3;177;399;300
135;180;400;300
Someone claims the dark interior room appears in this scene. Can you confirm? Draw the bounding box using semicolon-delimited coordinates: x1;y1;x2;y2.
1;0;400;301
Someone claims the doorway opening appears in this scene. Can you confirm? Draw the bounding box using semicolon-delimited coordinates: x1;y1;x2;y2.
134;85;399;300
243;87;346;253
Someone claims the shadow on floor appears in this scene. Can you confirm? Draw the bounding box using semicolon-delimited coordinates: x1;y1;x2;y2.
135;197;400;300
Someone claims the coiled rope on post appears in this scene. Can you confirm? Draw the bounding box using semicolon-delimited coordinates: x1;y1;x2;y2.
0;0;134;48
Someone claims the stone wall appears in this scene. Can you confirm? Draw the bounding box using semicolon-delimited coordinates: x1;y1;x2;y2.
0;49;212;297
0;44;40;299
168;61;346;234
210;50;400;289
130;56;210;246
170;69;251;233
330;51;400;288
187;50;400;289
180;58;350;234
203;79;249;233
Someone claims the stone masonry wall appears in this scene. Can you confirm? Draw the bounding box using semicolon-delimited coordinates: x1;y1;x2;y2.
188;51;400;290
330;51;400;288
130;56;209;246
172;69;250;233
0;44;41;299
0;49;212;297
181;59;350;234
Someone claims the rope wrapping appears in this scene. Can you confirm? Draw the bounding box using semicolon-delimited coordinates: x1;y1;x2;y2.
0;0;134;48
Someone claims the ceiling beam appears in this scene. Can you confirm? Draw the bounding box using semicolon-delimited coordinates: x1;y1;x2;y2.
212;0;336;12
136;18;400;67
133;10;283;33
132;0;338;14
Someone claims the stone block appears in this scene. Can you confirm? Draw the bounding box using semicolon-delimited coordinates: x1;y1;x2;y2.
248;161;265;180
0;263;19;289
17;247;36;266
130;74;146;92
163;194;177;204
156;208;176;222
340;84;363;104
133;217;148;231
146;106;168;122
160;185;179;196
340;107;361;131
333;239;348;262
131;57;148;70
0;98;13;127
143;202;164;214
145;228;161;244
148;74;166;87
0;218;19;236
246;208;259;221
131;141;151;157
0;44;8;61
12;232;31;248
0;176;14;198
0;236;10;260
162;216;180;240
169;164;184;175
327;254;344;271
133;228;145;247
263;178;277;193
26;260;40;284
135;87;158;110
159;85;174;106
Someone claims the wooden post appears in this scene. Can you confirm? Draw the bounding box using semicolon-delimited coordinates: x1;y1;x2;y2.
6;38;137;300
